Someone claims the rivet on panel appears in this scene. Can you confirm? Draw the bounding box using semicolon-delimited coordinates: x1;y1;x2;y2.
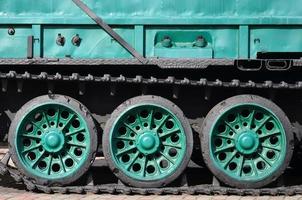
8;27;15;36
194;36;207;48
56;33;65;46
72;34;81;46
162;36;172;48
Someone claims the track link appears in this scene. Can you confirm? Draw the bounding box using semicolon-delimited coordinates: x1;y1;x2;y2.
0;154;302;195
1;70;302;91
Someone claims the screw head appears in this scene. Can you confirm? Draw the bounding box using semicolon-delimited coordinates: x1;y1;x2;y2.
194;36;206;47
162;36;172;48
56;34;65;46
8;28;15;36
72;34;81;46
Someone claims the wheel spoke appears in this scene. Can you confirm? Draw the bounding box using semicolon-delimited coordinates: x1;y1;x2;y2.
262;145;281;151
114;136;135;141
248;110;255;129
136;114;143;127
141;156;147;177
65;128;86;137
42;112;50;127
47;155;53;175
116;146;136;156
67;142;86;148
123;122;138;134
257;152;272;167
259;131;280;139
224;121;237;133
61;113;76;130
21;134;41;139
237;113;242;128
159;128;180;138
255;116;271;132
162;142;182;149
126;152;139;170
160;151;175;165
216;134;233;140
214;145;235;154
155;115;169;131
66;151;79;164
237;156;245;177
59;155;66;172
56;108;60;128
31;151;45;168
148;109;154;129
22;144;42;154
31;121;41;130
250;160;258;176
223;150;237;169
153;157;161;175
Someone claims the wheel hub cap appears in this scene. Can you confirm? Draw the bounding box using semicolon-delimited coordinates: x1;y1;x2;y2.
42;129;65;153
137;132;160;155
236;131;259;155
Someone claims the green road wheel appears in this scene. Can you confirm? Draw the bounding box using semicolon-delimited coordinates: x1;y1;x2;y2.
8;95;98;186
201;95;294;188
103;95;193;188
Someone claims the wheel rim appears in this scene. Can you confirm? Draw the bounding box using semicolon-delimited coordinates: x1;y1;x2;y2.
110;104;187;181
209;103;287;181
15;103;91;180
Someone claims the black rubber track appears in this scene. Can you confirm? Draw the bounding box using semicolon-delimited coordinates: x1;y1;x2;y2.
1;159;302;195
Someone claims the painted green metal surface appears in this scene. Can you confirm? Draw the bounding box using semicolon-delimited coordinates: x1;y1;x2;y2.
1;0;302;24
146;28;238;58
250;26;302;58
43;26;133;58
15;103;91;180
109;104;187;181
0;25;32;58
209;103;286;182
0;0;301;59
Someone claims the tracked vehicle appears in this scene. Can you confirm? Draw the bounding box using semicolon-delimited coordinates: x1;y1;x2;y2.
1;0;302;194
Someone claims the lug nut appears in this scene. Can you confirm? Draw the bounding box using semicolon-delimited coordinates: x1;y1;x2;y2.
194;36;206;47
162;36;172;48
72;34;81;46
8;27;15;36
56;34;65;46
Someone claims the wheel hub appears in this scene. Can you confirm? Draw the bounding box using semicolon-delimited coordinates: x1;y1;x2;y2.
42;129;65;153
235;131;259;154
137;131;160;155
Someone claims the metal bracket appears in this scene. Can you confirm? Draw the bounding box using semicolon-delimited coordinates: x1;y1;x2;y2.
1;152;10;166
72;0;148;64
27;35;34;59
212;176;220;186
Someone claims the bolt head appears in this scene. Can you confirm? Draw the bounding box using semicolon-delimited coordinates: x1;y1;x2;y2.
195;36;206;47
162;36;172;48
8;28;15;36
56;34;65;46
72;35;81;46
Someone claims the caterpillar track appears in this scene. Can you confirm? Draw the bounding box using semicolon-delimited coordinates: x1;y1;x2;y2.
1;62;302;195
1;58;302;91
1;152;302;196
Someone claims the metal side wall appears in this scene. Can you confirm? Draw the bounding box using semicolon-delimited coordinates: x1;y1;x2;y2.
0;0;302;59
